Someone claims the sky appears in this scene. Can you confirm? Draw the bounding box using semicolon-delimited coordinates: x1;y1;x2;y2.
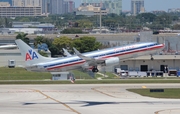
74;0;180;12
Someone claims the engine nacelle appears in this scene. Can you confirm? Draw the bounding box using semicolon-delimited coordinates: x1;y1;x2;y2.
104;57;120;66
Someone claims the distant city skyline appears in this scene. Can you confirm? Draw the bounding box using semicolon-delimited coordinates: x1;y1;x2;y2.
74;0;180;12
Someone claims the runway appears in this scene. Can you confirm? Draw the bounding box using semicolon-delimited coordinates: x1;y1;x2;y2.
0;84;180;114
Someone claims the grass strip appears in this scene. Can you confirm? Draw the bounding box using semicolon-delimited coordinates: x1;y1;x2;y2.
127;88;180;99
1;79;180;84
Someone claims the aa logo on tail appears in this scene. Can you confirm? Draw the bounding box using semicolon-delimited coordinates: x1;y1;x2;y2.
25;49;38;61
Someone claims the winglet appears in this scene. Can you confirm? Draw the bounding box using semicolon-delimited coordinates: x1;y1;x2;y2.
63;48;72;57
73;47;81;56
73;47;93;61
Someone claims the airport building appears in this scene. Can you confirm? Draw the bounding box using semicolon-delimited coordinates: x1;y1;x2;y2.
0;22;56;34
0;22;55;34
0;22;55;35
12;22;55;30
117;55;180;73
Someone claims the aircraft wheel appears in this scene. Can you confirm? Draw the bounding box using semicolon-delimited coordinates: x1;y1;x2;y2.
151;57;154;60
92;68;99;73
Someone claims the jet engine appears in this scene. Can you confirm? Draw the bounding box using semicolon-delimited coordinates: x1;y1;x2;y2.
103;57;120;66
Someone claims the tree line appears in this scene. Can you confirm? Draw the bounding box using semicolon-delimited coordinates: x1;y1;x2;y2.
16;33;102;57
1;12;180;31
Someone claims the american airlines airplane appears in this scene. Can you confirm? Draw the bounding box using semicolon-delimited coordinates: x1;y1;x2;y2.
15;39;165;73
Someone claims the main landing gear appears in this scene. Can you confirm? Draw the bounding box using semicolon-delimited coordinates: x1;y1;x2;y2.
92;66;99;73
150;54;154;60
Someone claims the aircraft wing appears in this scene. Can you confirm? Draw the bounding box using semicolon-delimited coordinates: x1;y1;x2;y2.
73;47;105;65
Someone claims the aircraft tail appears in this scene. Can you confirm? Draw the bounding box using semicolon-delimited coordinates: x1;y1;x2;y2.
15;39;54;66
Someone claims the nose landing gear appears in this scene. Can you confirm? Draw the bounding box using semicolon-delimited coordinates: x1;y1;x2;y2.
150;54;154;60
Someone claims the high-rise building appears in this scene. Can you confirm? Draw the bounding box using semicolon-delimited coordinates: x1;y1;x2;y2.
12;0;23;7
131;0;144;16
103;0;122;15
25;0;42;7
0;7;41;17
0;0;42;17
81;0;101;7
42;0;50;14
64;0;75;13
12;0;41;7
50;0;64;14
0;2;10;6
0;0;12;6
81;0;122;15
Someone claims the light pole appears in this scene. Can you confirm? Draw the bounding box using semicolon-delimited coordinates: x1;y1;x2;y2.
163;18;166;30
99;0;102;34
142;17;144;31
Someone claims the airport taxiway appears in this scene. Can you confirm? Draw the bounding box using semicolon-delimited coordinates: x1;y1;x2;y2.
0;84;180;114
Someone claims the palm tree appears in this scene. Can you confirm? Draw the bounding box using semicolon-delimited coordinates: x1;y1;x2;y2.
16;33;30;45
34;36;44;48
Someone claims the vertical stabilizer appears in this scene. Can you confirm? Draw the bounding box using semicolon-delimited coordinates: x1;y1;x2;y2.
15;39;54;66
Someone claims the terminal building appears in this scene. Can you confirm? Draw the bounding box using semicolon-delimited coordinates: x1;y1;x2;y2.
0;22;56;34
116;55;180;73
12;22;55;30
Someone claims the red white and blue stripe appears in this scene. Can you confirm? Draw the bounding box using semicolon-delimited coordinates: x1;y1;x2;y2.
41;42;164;71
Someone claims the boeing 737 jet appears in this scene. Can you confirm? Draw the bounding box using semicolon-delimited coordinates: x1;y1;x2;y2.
15;39;164;73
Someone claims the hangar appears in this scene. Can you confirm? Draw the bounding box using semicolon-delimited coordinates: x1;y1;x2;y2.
118;55;180;72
